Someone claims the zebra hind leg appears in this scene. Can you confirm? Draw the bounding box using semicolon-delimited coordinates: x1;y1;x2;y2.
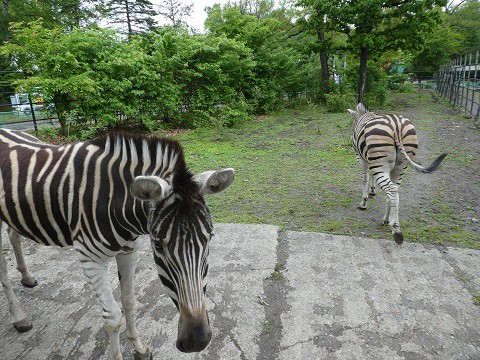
387;160;407;245
0;222;33;332
367;171;376;198
8;227;38;288
375;173;404;244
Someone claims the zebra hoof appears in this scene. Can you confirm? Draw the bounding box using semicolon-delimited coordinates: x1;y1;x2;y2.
393;232;404;245
368;193;376;198
14;319;33;333
21;278;38;288
133;350;153;360
358;205;367;210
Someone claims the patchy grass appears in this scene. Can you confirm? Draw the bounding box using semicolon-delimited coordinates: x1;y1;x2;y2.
474;294;480;306
169;104;360;234
159;91;480;249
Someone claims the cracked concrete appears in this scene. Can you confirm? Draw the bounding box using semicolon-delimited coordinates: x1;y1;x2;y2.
1;224;480;359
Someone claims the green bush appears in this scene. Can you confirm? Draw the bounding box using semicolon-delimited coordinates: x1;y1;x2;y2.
387;74;409;90
325;92;356;113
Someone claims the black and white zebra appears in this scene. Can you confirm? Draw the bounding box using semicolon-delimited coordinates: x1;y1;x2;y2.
0;129;234;359
348;103;447;244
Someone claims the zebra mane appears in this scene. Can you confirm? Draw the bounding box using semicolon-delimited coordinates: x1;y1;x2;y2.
90;132;200;201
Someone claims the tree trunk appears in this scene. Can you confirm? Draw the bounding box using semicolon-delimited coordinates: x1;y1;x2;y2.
318;29;330;99
53;93;67;136
357;47;369;104
1;0;9;16
125;0;132;40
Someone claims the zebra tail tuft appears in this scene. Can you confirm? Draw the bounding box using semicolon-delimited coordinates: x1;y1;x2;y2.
402;151;447;173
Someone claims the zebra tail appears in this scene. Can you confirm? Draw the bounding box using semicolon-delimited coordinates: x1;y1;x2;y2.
401;151;448;173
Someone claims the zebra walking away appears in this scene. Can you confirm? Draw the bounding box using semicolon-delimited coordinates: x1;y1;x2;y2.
0;129;234;359
348;103;447;244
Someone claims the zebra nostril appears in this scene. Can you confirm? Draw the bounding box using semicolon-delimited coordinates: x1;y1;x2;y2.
176;339;186;352
176;321;212;353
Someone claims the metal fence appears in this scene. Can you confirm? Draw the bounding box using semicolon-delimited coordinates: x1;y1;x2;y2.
436;49;480;125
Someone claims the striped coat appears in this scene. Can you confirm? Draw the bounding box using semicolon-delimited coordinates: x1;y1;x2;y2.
348;103;446;243
0;129;234;359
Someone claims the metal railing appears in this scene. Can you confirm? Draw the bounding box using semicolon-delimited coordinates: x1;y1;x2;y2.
436;49;480;125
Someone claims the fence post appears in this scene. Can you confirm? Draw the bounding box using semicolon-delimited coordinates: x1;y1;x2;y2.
23;71;38;133
437;49;480;125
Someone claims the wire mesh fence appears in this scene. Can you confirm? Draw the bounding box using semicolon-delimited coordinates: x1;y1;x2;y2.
436;49;480;125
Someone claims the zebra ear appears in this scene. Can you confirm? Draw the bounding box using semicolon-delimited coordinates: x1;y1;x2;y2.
131;176;171;202
194;168;235;195
347;108;356;116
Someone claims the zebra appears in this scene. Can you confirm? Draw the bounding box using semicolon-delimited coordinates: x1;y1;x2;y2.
0;129;234;360
347;103;447;244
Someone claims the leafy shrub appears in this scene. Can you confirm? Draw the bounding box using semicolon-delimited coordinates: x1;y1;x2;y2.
398;82;414;93
387;74;409;90
325;92;356;113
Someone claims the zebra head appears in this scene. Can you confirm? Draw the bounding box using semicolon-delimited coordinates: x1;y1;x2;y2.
347;103;369;125
131;168;234;353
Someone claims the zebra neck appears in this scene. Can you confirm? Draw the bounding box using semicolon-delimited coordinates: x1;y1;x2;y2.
355;112;377;131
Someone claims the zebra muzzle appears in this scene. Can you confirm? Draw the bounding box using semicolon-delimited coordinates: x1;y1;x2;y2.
176;304;212;353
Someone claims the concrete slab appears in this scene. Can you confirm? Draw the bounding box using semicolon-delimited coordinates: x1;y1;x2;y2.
281;231;480;360
1;225;480;360
0;223;279;360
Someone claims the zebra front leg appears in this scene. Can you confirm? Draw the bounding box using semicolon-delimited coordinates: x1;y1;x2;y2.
0;223;32;332
8;227;38;288
75;248;123;360
116;251;151;360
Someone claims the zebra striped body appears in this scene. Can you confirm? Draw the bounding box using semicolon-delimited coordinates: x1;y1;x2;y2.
348;103;446;243
0;129;234;359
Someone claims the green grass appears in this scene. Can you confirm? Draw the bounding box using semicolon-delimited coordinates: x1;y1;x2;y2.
155;91;480;249
169;104;359;234
474;294;480;306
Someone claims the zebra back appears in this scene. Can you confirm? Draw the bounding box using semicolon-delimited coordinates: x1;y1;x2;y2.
0;129;193;253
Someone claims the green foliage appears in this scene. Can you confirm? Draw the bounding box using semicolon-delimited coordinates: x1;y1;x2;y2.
447;0;480;54
297;0;446;102
1;0;478;133
325;92;355;113
205;4;310;113
102;0;157;38
345;63;388;107
409;0;480;79
387;74;409;90
1;22;258;132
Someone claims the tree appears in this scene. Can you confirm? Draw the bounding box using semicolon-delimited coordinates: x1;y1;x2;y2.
156;0;193;29
298;0;446;104
226;0;275;19
446;0;480;54
409;0;479;80
1;22;162;134
205;3;309;112
295;2;336;99
102;0;157;39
